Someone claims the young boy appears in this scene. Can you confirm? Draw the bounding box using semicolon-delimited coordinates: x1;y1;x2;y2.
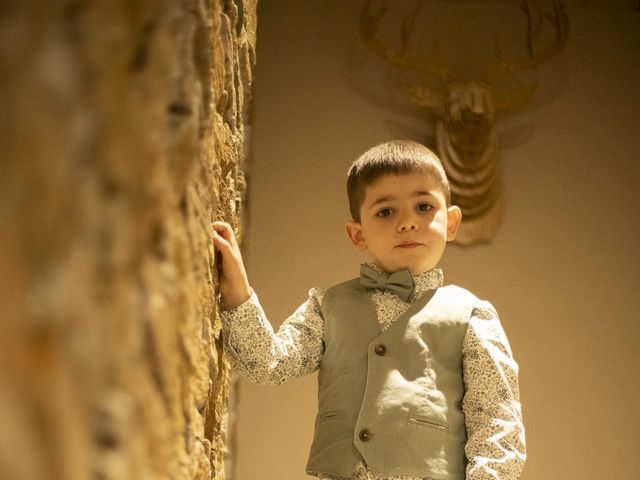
212;140;525;480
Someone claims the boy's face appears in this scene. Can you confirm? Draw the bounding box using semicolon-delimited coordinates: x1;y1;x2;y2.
346;172;461;275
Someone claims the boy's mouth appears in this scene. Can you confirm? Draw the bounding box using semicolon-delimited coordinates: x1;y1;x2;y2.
396;241;423;249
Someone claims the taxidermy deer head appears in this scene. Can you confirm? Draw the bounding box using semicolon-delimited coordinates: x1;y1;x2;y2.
360;0;569;245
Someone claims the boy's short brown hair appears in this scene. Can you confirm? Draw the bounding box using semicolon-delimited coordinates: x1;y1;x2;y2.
347;140;451;222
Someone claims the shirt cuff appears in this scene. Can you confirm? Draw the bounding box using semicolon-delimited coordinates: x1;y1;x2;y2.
220;289;257;319
219;289;272;342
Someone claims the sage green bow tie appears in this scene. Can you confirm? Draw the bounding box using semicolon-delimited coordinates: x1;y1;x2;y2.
360;264;415;302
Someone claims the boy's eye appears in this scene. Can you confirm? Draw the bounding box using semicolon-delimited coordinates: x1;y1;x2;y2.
417;203;433;212
376;208;393;217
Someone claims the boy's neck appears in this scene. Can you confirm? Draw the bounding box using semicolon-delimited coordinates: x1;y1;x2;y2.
367;261;439;277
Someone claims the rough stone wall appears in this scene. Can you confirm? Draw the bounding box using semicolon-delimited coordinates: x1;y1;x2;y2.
0;1;256;479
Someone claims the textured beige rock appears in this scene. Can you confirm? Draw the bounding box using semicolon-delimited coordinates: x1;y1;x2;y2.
0;1;256;479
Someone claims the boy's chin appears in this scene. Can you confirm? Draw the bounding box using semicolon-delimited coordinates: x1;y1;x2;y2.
398;259;439;275
377;260;434;275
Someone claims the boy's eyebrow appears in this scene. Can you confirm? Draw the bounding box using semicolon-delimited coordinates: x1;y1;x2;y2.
367;190;434;209
413;190;433;197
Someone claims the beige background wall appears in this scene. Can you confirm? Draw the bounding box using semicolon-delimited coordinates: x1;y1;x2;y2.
235;1;640;479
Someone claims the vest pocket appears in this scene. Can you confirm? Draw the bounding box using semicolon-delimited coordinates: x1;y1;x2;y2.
407;414;449;432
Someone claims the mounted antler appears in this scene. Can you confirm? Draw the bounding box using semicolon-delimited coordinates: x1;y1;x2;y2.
359;0;569;245
360;0;451;81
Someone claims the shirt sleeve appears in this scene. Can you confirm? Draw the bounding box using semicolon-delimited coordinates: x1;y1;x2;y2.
462;301;526;480
220;288;326;385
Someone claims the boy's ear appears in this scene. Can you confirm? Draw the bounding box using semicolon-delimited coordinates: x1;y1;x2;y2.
345;220;367;250
446;206;462;241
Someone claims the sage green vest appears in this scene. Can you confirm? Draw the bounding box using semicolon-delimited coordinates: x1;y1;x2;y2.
305;278;477;479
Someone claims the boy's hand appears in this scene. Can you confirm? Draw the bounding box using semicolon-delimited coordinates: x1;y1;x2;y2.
212;221;252;310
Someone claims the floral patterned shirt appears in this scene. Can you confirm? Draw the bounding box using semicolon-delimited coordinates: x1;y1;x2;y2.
221;264;526;479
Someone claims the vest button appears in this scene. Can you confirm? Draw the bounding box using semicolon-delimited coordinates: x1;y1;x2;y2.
374;344;386;356
358;429;372;442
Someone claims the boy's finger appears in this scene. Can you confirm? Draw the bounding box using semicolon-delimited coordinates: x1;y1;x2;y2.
212;222;237;245
212;231;232;253
212;222;230;235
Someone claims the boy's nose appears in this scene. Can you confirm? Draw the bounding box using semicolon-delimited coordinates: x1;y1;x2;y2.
399;224;418;231
397;215;419;232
